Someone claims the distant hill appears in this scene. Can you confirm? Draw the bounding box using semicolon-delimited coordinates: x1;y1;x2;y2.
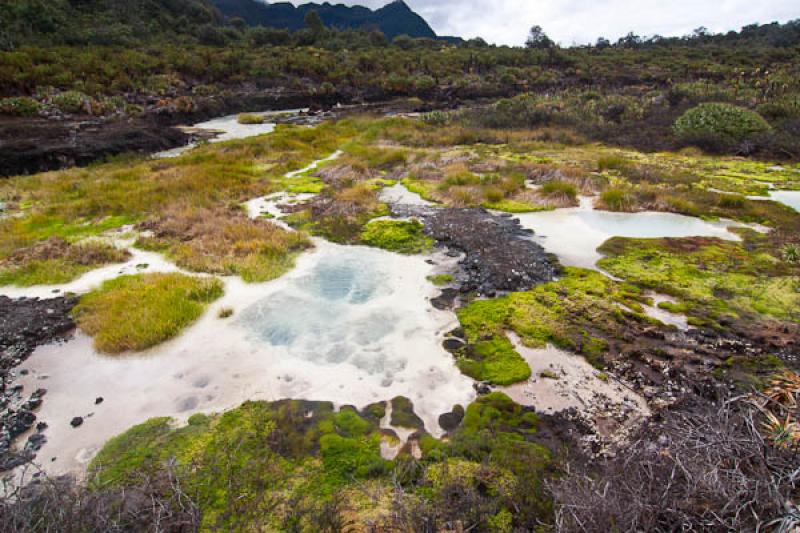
0;0;222;48
210;0;437;39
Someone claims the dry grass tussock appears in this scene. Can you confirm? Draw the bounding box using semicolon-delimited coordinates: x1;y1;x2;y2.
136;204;311;283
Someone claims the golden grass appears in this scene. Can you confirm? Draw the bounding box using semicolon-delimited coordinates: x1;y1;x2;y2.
74;273;224;353
136;204;311;283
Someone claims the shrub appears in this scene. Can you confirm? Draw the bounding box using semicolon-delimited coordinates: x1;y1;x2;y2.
421;111;450;126
756;96;800;120
0;96;41;116
540;180;577;201
413;75;436;93
599;188;635;211
673;103;772;149
50;90;90;114
597;154;630;172
237;113;264;125
782;243;799;264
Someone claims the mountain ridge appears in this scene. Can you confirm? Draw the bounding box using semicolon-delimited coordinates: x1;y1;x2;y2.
210;0;438;39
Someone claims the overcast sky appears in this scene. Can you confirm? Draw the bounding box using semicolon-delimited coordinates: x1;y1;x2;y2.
292;0;799;46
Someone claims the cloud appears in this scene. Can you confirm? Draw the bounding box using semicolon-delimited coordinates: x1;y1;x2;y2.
287;0;799;46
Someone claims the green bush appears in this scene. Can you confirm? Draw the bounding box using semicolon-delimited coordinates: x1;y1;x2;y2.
0;96;41;116
50;90;89;113
237;113;264;125
756;96;800;120
599;188;635;211
421;111;450;126
673;103;772;148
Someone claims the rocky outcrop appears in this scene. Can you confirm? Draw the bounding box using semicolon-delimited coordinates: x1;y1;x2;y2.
416;207;559;296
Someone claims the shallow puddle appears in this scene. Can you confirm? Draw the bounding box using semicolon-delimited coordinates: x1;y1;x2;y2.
154;109;307;158
749;190;800;213
378;183;433;206
515;198;748;269
499;334;649;441
17;240;474;476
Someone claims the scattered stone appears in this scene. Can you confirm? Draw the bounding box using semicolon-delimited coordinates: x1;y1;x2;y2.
473;381;492;395
1;296;75;471
394;206;558;295
70;417;83;428
95;397;104;405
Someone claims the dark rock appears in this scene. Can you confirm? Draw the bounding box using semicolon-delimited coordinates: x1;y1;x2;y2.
473;382;492;395
398;207;558;295
438;404;465;432
70;417;83;428
95;397;104;405
431;288;458;310
442;338;465;352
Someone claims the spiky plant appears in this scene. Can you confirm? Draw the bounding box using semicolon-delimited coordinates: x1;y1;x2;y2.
782;243;800;264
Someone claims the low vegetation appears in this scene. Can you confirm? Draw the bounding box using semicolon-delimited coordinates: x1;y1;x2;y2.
0;120;356;285
136;205;310;282
237;113;264;125
455;268;653;372
73;273;223;353
359;219;433;254
70;392;553;531
598;236;800;328
0;237;129;286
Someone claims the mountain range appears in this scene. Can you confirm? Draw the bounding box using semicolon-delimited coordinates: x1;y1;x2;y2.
210;0;438;39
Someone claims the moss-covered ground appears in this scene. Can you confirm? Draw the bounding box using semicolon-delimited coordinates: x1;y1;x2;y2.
359;219;433;254
90;393;553;531
4;115;799;530
455;268;656;374
598;235;800;328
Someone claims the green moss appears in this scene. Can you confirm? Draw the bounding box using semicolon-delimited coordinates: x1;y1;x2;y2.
455;268;658;370
73;273;223;353
427;274;454;286
597;237;800;324
481;198;551;213
320;433;389;484
390;396;425;430
359;219;433;254
458;336;532;386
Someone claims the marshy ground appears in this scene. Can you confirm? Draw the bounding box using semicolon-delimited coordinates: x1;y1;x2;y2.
0;111;798;531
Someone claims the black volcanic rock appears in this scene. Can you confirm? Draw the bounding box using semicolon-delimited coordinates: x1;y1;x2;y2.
211;0;437;39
